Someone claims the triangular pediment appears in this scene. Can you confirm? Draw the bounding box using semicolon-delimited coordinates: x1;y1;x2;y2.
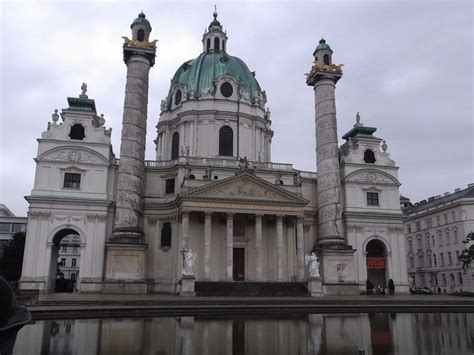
179;173;308;206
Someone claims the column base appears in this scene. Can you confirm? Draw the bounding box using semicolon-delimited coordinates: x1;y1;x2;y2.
105;243;147;292
317;246;359;295
180;275;196;296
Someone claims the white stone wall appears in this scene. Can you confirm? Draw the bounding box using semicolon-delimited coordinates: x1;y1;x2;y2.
157;99;272;161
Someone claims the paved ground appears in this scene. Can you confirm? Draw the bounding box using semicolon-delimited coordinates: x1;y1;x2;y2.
26;293;473;320
37;292;471;303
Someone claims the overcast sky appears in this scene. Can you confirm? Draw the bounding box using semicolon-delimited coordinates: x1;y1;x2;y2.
0;0;472;216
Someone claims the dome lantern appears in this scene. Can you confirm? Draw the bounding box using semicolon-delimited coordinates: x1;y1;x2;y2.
313;38;333;65
130;11;152;42
202;6;228;53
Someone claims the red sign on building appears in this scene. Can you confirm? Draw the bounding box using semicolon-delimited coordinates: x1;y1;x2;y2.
367;257;386;270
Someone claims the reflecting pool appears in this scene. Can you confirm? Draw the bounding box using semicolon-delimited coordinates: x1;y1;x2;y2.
11;313;474;354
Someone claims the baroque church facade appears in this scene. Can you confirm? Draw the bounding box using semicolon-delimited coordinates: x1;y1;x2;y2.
19;11;409;295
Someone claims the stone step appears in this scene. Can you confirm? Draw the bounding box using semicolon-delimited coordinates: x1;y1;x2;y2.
195;281;310;297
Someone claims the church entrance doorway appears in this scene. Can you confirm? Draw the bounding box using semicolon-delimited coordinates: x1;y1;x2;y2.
366;239;387;290
233;248;245;281
49;228;82;293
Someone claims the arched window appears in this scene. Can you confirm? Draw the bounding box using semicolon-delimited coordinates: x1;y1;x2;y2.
161;222;172;248
214;37;220;52
223;41;226;52
364;149;376;163
323;54;330;65
171;132;179;160
366;239;385;257
207;38;211;52
137;29;145;42
174;89;182;106
69;124;85;140
219;126;233;156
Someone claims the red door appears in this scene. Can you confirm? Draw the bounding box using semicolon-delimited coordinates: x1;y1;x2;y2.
233;248;245;281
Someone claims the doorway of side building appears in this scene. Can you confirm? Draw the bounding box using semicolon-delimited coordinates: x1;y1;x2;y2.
233;248;245;281
366;239;387;289
49;228;82;293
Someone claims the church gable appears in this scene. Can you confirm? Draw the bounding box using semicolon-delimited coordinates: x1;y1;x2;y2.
344;169;400;186
37;146;109;165
179;173;308;205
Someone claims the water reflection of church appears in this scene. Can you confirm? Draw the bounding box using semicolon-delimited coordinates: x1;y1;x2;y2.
19;10;409;295
12;313;474;354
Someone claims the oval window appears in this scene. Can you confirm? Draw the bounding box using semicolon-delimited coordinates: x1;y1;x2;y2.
175;89;182;106
220;82;233;98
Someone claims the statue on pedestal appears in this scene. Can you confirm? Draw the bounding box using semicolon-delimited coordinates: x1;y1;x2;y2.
182;249;196;276
306;252;320;278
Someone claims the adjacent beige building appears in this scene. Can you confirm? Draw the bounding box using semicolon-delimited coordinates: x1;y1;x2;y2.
404;184;474;293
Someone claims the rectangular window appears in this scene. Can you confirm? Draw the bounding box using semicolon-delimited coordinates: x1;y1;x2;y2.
418;255;424;267
432;235;435;247
72;258;77;267
62;245;67;252
428;255;432;267
442;274;447;287
454;230;458;243
458;273;463;286
437;216;441;226
433;254;437;266
408;240;413;251
165;178;175;194
60;258;66;266
448;252;452;266
366;192;379;206
71;273;76;281
11;223;25;233
415;222;421;232
444;213;448;224
451;211;456;222
426;218;432;228
407;224;412;233
64;173;81;189
409;257;415;268
455;251;460;264
0;223;11;232
440;253;444;266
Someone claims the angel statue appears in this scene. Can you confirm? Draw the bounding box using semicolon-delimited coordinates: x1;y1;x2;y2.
182;249;196;276
306;252;320;278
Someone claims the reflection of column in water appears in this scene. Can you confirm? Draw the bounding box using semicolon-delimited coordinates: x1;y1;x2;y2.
179;317;194;355
308;314;323;355
72;319;100;354
12;321;46;354
298;320;307;355
277;321;286;355
225;321;232;355
202;320;210;355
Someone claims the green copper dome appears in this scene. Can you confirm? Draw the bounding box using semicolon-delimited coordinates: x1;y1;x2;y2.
314;38;333;53
131;12;151;30
165;52;263;109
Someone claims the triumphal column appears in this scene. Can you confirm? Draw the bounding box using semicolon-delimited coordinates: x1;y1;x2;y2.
306;39;357;295
104;12;157;293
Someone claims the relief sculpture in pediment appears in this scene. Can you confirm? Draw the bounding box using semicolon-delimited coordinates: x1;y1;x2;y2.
205;181;281;200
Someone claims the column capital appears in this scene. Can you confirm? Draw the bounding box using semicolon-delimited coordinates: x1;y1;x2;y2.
255;213;264;218
226;212;234;219
204;211;213;217
297;215;305;222
276;214;284;221
181;210;190;217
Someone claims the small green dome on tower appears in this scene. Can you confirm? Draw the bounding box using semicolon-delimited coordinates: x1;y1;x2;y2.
209;6;222;29
314;38;333;54
131;11;151;30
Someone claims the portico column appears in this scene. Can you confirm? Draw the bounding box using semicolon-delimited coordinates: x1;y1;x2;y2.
182;211;190;249
297;216;305;281
226;213;234;281
276;215;284;281
203;212;212;280
255;214;263;281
